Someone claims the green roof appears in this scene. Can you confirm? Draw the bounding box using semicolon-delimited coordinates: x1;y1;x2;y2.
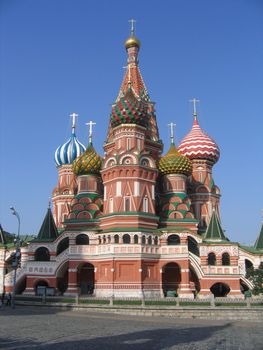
203;210;227;242
34;207;58;242
254;223;263;250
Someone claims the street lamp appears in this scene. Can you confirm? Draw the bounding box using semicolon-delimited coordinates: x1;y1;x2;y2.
10;206;21;308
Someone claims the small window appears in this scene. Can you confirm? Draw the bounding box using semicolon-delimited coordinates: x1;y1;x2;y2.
167;235;180;245
76;234;89;245
124;197;131;212
123;234;131;244
143;197;149;212
222;253;230;266
127;138;131;150
134;235;139;244
154;236;158;245
148;236;152;245
208;252;216;266
114;235;119;244
142;235;146;244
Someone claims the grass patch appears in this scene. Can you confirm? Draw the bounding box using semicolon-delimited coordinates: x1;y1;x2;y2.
145;300;177;306
251;303;263;307
179;302;211;307
215;303;246;307
113;300;142;306
79;299;109;305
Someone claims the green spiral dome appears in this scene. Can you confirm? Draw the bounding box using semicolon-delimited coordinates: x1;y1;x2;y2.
158;144;192;176
72;143;102;176
110;88;148;128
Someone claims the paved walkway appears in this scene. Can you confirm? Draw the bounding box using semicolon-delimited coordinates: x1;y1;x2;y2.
0;306;262;349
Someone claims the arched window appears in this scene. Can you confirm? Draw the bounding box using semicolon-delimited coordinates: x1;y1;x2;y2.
222;252;230;266
57;237;69;255
35;247;50;261
208;252;216;266
98;236;101;244
148;236;152;245
188;236;199;256
245;259;254;272
134;235;138;244
114;235;119;244
142;235;146;244
167;234;180;245
154;236;159;245
143;197;149;212
107;235;111;244
76;234;89;245
103;235;106;244
123;234;131;244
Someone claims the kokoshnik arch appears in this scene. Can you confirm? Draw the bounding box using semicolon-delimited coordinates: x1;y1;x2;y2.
1;23;263;299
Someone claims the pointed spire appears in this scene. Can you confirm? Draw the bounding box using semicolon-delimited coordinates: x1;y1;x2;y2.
203;209;227;241
0;223;7;245
254;213;263;250
35;205;58;241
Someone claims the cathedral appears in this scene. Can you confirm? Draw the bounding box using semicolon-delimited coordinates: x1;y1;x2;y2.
1;25;263;299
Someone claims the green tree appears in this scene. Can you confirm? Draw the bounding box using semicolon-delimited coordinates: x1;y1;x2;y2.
246;262;263;295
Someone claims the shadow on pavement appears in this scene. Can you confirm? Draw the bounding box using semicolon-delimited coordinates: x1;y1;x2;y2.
0;324;231;350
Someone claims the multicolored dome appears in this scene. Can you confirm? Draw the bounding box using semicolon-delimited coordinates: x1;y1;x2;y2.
178;115;220;164
55;129;85;167
110;88;148;128
72;143;102;176
158;144;192;176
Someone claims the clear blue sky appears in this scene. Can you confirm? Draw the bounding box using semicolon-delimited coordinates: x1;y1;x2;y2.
1;0;262;244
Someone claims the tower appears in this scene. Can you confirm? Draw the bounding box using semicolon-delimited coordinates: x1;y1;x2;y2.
100;22;163;231
52;113;85;228
178;100;220;231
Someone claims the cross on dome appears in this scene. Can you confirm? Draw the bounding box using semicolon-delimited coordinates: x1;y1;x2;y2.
70;112;79;132
128;19;136;36
168;122;176;144
86;121;96;144
189;98;200;118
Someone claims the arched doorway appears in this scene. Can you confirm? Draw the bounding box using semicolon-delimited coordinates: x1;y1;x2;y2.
240;280;250;294
77;263;95;295
210;282;230;297
162;262;181;297
35;280;49;296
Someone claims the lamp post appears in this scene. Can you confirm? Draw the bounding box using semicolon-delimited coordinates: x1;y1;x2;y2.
10;206;21;308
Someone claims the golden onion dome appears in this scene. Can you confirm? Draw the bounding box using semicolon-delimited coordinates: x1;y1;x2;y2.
158;144;192;176
125;35;141;50
72;143;102;176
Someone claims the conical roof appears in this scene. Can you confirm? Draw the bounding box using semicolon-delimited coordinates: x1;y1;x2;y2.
36;207;58;241
254;223;263;250
203;210;227;241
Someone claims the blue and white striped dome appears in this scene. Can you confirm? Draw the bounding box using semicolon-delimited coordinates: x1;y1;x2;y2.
54;115;86;167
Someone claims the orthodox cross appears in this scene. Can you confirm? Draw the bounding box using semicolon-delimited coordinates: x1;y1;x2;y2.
70;112;78;132
128;19;136;36
189;98;200;116
86;121;96;144
168;122;176;144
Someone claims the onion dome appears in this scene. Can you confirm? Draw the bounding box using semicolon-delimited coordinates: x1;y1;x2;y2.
55;113;85;167
110;87;148;128
178;113;220;165
158;143;192;176
72;143;102;176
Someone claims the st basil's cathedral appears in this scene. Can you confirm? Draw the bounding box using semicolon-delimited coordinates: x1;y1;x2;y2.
1;25;263;299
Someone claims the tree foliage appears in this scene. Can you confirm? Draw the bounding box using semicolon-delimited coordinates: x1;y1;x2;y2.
246;262;263;295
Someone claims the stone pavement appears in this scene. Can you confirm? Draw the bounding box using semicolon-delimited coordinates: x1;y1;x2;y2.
0;306;262;349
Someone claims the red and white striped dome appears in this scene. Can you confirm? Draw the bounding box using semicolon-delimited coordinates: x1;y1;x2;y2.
178;115;220;164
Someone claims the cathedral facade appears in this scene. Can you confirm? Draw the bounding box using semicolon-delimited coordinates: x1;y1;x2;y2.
1;28;263;299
